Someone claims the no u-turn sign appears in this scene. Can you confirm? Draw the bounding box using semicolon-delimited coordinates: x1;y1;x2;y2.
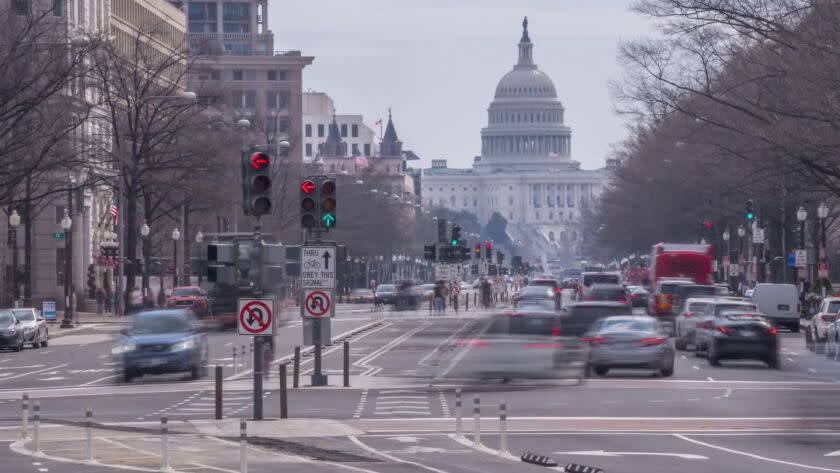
238;298;274;335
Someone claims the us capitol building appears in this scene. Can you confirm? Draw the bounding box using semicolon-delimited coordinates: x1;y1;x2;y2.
421;18;610;259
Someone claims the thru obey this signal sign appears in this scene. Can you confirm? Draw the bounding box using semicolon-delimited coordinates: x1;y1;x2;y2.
303;290;333;318
238;298;274;335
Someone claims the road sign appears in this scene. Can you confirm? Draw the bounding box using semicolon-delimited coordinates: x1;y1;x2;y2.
729;263;740;275
42;300;56;321
237;298;274;335
819;262;829;278
303;290;332;318
795;249;807;268
752;229;765;244
451;284;461;296
51;232;65;241
301;246;336;289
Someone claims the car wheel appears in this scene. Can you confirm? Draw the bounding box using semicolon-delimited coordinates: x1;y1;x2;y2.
593;366;609;376
708;342;721;367
123;369;136;382
791;323;800;333
694;343;706;357
190;365;202;380
41;332;48;347
766;353;780;369
11;340;22;352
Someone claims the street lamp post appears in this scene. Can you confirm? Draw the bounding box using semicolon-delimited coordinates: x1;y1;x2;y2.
722;227;730;282
737;225;746;288
171;228;180;289
819;203;829;288
9;210;20;307
140;222;150;301
797;206;807;284
195;230;204;287
59;211;73;328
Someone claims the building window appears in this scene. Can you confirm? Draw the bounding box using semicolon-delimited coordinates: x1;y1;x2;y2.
224;43;251;55
12;0;28;14
549;211;553;220
54;206;65;224
223;2;249;32
509;196;513;206
52;0;62;16
305;143;312;157
351;124;358;137
267;91;288;109
267;70;287;81
188;2;216;30
232;70;243;81
317;124;324;137
231;90;256;107
364;143;371;156
340;124;347;137
305;124;312;137
535;211;540;220
56;248;65;286
351;143;359;156
463;197;468;207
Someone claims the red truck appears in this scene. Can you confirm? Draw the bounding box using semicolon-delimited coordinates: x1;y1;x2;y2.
648;243;714;317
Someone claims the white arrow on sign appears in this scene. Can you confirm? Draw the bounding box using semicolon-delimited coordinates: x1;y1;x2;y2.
555;450;707;460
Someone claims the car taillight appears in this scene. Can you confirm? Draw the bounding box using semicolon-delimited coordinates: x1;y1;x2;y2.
640;336;666;346
717;326;730;335
682;312;694;319
581;335;604;345
552;325;560;336
768;326;778;336
821;314;837;322
631;293;638;299
696;320;713;329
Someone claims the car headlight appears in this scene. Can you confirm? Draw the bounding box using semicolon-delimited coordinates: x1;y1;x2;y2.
171;338;196;352
112;342;136;355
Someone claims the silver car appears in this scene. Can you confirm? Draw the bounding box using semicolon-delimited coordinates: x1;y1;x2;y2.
583;315;675;377
674;297;718;351
11;308;48;348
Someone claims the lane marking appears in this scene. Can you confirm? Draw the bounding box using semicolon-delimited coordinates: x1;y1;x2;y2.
707;377;714;381
80;374;121;386
0;364;68;381
417;320;474;367
348;436;451;473
692;365;700;370
0;365;45;370
809;368;819;374
675;434;840;472
355;323;431;375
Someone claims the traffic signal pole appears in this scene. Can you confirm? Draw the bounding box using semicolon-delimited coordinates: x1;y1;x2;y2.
310;223;327;387
252;216;264;420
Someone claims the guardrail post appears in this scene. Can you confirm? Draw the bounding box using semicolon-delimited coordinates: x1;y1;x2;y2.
240;418;247;473
499;400;507;455
85;407;93;462
21;393;29;439
455;388;462;438
343;341;350;387
161;415;170;472
473;395;481;446
32;401;39;454
279;364;288;419
215;365;223;420
293;346;300;388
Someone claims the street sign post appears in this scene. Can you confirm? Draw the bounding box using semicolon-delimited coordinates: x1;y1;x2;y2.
301;246;336;289
237;299;274;336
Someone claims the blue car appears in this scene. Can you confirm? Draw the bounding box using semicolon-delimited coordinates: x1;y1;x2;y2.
113;309;209;382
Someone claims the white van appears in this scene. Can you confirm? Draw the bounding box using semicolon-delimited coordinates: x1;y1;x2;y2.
752;283;799;331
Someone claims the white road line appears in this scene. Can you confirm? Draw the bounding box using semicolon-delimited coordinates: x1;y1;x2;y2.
680;355;687;359
376;400;430;405
0;365;45;370
355;323;430;374
348;436;451;473
692;365;700;370
602;400;623;405
0;364;68;381
707;376;714;381
687;398;700;402
39;351;52;355
98;354;109;359
438;391;450;417
674;434;840;472
787;358;795;362
809;368;819;374
80;374;121;386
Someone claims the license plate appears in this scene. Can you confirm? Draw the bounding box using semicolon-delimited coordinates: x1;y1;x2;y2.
739;329;755;337
778;304;789;311
141;358;165;367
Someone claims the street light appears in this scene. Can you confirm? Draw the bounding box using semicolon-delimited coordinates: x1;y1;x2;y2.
195;230;203;243
237;119;251;130
140;221;151;296
171;228;181;289
59;211;73;328
797;206;808;223
819;203;829;282
9;210;20;307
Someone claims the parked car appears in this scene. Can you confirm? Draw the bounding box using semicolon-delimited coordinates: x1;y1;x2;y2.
113;309;209;382
349;288;375;304
699;310;779;368
374;284;397;305
714;284;731;296
674;297;717;350
627;286;649;308
582;315;675;377
11;308;48;348
808;297;840;353
166;286;211;317
750;283;799;332
0;310;25;352
693;299;759;355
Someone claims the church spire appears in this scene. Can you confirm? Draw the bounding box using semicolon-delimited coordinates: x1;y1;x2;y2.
380;108;403;158
517;16;534;67
319;113;347;158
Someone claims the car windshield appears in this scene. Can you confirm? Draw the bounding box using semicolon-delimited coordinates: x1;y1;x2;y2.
376;285;396;293
714;286;730;295
530;280;557;288
515;299;556;312
714;304;757;317
826;301;840;313
583;274;619;286
131;313;193;334
599;317;657;333
519;287;554;298
11;310;34;321
172;288;201;297
564;305;629;336
352;289;371;295
658;283;688;295
589;287;625;300
0;311;15;327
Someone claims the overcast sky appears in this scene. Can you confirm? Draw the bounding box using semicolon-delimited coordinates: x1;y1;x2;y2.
271;0;653;170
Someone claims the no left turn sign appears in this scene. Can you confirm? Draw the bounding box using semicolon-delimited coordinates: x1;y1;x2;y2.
303;290;332;318
238;298;274;335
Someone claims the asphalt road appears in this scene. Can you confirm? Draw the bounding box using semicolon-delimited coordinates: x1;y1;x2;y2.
2;298;840;472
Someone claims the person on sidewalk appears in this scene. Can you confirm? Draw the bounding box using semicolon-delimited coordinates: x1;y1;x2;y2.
104;286;113;313
95;287;105;314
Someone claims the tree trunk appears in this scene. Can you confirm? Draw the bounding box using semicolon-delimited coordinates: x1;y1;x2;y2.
142;191;151;292
124;178;138;303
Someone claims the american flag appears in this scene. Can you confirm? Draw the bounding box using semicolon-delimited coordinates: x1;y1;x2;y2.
109;196;119;224
374;119;382;126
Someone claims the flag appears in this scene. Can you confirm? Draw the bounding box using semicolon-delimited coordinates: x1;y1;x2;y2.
110;195;119;224
374;119;382;126
355;156;369;167
548;151;559;157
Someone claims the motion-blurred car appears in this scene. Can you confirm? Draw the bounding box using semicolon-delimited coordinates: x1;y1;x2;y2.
113;309;209;382
649;279;715;319
692;299;759;355
349;288;375;304
577;272;622;300
698;310;779;368
582;315;675;377
374;284;397;305
166;286;210;317
584;284;631;309
674;297;717;350
459;281;472;292
0;310;24;352
515;286;560;311
562;301;631;337
627;286;649;308
714;284;731;296
527;278;563;308
11;308;48;348
809;297;840;353
416;284;436;301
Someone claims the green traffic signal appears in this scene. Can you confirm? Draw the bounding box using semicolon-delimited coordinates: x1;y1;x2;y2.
746;212;754;220
451;239;458;247
322;213;336;228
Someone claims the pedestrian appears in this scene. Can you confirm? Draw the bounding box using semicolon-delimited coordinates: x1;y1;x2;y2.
95;287;105;314
433;280;445;315
104;286;113;313
129;287;142;314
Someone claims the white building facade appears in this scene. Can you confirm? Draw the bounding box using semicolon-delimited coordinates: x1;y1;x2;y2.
421;18;607;258
302;92;378;162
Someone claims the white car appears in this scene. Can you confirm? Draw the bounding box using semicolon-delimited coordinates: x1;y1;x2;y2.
809;297;840;353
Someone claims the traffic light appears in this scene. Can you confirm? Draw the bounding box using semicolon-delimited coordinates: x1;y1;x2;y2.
496;251;504;265
320;179;336;229
745;200;754;220
474;243;481;259
300;178;317;229
451;224;461;247
485;242;492;260
437;219;448;243
243;151;272;217
423;244;437;261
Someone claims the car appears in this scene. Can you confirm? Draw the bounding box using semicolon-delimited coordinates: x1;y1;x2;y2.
527;278;563;307
516;286;560;310
751;283;799;332
584;284;631;309
674;297;717;350
627;286;649;308
823;318;840;359
649;280;716;320
10;308;48;348
459;281;472;292
693;299;759;355
166;286;210;317
582;315;675;377
808;297;840;353
577;272;622;300
349;288;375;304
562;301;631;337
374;284;397;305
699;310;780;368
0;310;25;352
513;288;558;312
113;309;209;382
714;284;731;296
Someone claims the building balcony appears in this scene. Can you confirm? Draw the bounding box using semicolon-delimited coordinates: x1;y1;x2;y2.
188;32;273;42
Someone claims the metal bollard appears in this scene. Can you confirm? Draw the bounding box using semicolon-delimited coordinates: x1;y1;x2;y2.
240;418;247;473
293;346;300;388
215;365;223;420
233;346;238;375
21;393;29;439
242;344;247;370
343;341;350;387
279;364;288;419
499;400;507;455
473;396;481;446
85;407;93;462
429;298;433;313
160;416;170;472
32;401;40;454
474;293;477;306
455;389;462;438
465;294;469;311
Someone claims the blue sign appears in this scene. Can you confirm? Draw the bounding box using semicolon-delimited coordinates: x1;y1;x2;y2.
42;300;56;321
787;252;796;268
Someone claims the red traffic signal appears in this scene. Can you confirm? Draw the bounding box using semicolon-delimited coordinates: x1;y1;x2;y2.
250;152;270;170
300;180;315;194
474;243;481;256
702;220;712;229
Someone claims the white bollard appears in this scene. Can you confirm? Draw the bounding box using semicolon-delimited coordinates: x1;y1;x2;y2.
499;400;508;455
160;415;170;472
240;418;247;473
454;389;462;438
85;407;93;462
473;395;481;446
233;346;238;375
21;393;29;439
32;401;40;454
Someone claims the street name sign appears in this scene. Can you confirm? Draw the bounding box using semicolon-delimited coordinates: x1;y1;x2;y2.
237;298;274;335
301;246;336;289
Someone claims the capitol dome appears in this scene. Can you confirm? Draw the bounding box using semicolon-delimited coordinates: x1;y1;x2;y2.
478;17;575;171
